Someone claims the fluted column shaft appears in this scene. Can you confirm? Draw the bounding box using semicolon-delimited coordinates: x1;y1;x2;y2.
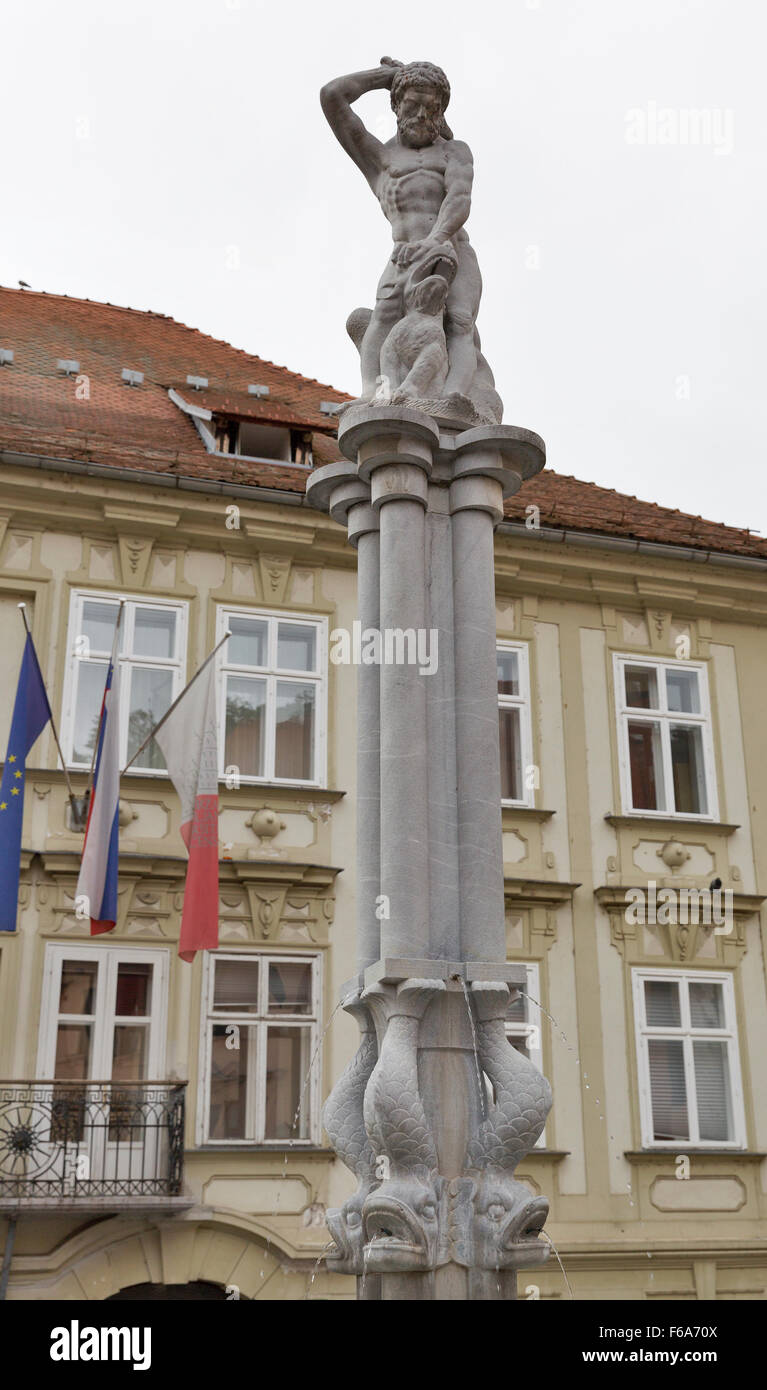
450;474;507;963
348;505;381;973
372;464;430;960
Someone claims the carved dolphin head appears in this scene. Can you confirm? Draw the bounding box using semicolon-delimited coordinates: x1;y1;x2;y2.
470;1173;550;1271
362;1175;445;1272
325;1188;372;1275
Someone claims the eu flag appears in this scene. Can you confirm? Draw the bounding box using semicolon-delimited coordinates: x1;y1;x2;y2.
0;633;52;931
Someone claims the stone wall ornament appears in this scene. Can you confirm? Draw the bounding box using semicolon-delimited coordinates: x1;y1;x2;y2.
118;799;138;830
657;838;691;873
247;807;286;857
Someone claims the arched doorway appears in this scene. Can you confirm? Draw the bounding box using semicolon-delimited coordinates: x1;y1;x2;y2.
107;1281;243;1301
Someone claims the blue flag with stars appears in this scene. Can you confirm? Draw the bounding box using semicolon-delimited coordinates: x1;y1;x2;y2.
0;633;52;931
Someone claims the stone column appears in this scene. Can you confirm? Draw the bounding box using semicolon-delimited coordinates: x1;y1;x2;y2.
346;498;381;975
424;483;460;961
359;413;437;964
450;469;507;965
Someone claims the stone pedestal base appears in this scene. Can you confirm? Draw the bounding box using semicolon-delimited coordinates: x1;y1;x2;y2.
323;976;552;1299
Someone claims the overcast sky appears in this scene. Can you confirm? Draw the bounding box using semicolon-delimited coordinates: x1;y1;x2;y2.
2;0;764;532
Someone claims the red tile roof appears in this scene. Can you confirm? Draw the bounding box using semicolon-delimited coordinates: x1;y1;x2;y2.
504;470;767;559
1;287;764;559
0;287;347;488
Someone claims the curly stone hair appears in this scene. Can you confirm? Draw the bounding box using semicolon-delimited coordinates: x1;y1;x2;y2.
389;61;453;139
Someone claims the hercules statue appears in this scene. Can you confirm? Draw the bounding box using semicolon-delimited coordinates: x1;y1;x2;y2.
320;58;503;425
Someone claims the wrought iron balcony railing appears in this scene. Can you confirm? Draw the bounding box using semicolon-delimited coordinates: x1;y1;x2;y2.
0;1080;186;1202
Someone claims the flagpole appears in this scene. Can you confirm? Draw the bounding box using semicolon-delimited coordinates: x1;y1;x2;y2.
85;599;126;803
17;603;78;814
122;630;231;775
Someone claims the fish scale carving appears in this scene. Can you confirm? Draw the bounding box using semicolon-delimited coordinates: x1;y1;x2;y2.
322;998;378;1183
467;983;552;1170
363;980;441;1173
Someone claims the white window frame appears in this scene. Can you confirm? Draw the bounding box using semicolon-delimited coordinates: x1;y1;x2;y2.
613;653;718;820
632;966;746;1150
61;589;188;777
506;962;546;1148
216;606;327;787
197;950;322;1147
497;640;535;808
36;943;170;1080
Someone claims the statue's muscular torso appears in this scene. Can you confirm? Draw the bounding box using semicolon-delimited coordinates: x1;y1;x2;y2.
375;137;470;246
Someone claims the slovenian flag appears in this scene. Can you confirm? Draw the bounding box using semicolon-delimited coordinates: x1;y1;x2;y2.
76;657;121;934
155;656;219;962
0;634;52;931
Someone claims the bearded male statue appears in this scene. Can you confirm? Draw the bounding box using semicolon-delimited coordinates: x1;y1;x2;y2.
320;58;503;425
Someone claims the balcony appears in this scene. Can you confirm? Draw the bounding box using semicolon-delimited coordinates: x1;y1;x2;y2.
0;1081;192;1212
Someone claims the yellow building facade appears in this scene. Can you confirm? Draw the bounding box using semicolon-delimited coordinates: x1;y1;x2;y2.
0;289;765;1300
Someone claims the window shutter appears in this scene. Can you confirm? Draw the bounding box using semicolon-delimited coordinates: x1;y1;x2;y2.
644;979;681;1027
648;1038;689;1140
693;1040;731;1142
213;959;260;1012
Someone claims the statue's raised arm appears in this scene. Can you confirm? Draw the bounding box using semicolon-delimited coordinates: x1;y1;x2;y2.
320;60;403;189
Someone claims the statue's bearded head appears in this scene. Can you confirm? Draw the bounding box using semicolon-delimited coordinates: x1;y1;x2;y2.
390;62;452;147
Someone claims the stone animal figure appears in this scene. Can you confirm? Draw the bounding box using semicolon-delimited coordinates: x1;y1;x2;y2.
464;982;553;1271
322;992;380;1275
380;273;451;402
361;979;447;1272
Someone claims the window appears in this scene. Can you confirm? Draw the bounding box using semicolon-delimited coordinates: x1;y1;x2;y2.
37;945;169;1082
63;592;187;773
614;655;717;817
632;968;745;1148
35;945;169;1184
505;962;546;1147
217;608;327;785
212;418;313;467
497;641;534;805
199;952;321;1145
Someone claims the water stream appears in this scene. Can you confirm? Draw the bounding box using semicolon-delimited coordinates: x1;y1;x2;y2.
457;976;488;1120
304;1241;336;1299
360;1243;372;1300
542;1232;575;1299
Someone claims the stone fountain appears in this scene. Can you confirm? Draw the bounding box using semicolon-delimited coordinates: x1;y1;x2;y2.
308;57;552;1300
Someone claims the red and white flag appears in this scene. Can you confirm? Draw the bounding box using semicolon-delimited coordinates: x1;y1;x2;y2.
155;657;219;962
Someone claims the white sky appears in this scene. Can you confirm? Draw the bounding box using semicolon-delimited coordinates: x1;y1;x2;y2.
2;0;764;532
